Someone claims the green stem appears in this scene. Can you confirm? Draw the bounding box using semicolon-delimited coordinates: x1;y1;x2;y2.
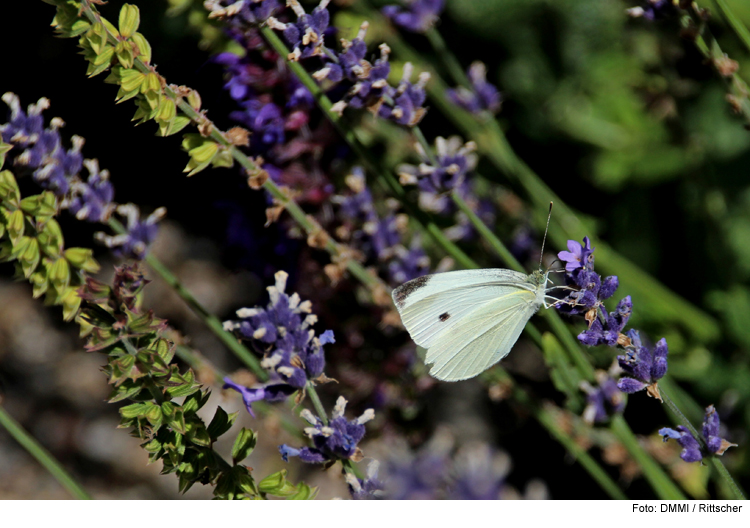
0;405;92;500
425;27;473;89
708;456;746;500
610;415;686;499
712;0;750;55
450;190;523;271
305;381;329;426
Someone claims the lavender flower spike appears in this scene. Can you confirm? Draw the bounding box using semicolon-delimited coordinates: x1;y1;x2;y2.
659;405;737;463
616;329;668;400
224;271;334;388
279;397;375;464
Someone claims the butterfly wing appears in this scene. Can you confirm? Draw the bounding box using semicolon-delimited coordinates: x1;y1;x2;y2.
425;291;539;381
392;269;541;381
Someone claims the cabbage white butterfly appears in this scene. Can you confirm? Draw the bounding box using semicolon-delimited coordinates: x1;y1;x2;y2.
392;206;556;381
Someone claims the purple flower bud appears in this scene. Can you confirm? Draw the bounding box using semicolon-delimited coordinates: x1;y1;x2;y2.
617;377;647;394
659;426;702;463
382;0;444;33
599;276;619;300
446;62;502;115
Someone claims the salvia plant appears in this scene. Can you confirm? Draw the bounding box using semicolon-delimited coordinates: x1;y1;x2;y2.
0;0;748;500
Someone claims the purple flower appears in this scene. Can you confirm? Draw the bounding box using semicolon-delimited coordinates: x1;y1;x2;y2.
702;405;737;456
558;237;595;272
268;0;331;61
67;159;116;223
382;0;445;33
230;100;285;146
377;63;430;127
578;296;632;347
658;426;703;463
95;204;166;260
0;92;47;147
279;397;374;464
204;0;281;25
397;136;478;204
581;371;626;424
616;330;668;399
554;237;618;316
446;62;502;115
345;461;384;500
659;405;737;463
223;377;297;417
224;271;334;388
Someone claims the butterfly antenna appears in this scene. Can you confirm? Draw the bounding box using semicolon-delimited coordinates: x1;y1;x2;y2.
539;202;553;270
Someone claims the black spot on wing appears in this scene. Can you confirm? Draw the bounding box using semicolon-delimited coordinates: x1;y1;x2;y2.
393;275;432;308
439;312;450;322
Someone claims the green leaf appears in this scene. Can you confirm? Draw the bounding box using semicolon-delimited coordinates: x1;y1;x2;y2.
119;68;146;93
19;237;41;278
132;32;151;63
37;218;64;258
48;257;70;291
120;401;151;420
6;209;24;242
207;406;238;441
118;4;140;39
186;422;211;447
60;287;82;322
107;379;143;403
181;389;210;414
231;428;257;464
87;46;115;77
288;482;318;500
258;469;297;496
64;247;100;273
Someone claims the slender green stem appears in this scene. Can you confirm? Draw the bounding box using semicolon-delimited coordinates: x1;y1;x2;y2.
306;381;329;426
708;456;746;500
610;415;686;499
0;405;92;499
712;0;750;55
425;27;472;89
661;388;702;442
450;190;523;271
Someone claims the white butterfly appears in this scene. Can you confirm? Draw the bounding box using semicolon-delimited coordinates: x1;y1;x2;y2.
392;268;555;382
